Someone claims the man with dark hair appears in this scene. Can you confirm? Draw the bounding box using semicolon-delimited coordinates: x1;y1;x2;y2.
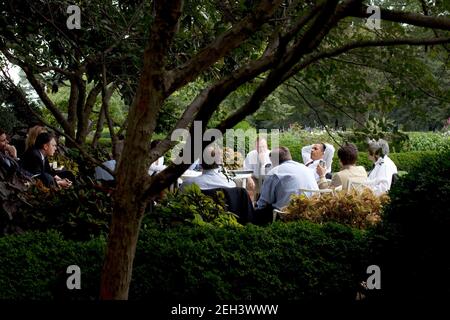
302;142;335;180
256;146;318;212
181;145;236;190
317;142;367;190
0;128;18;159
22;132;72;188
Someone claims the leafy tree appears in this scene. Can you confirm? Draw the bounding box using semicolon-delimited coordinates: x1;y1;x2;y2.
1;0;450;300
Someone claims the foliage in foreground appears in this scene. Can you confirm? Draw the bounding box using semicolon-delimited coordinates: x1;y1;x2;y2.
0;221;367;301
282;189;389;229
147;184;241;229
366;151;450;301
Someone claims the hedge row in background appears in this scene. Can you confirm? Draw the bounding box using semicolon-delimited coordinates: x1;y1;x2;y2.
331;150;439;173
0;222;367;301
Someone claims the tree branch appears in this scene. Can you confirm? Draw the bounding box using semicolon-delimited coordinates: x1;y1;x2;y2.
350;5;450;31
165;0;284;95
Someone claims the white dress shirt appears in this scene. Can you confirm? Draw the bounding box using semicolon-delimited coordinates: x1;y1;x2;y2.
244;149;271;178
95;156;165;181
302;143;335;175
368;155;398;195
181;168;236;190
256;160;319;210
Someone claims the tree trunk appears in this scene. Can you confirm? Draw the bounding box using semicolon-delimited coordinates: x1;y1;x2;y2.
99;196;147;299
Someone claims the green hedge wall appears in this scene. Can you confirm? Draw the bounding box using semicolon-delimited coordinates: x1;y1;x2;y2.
331;151;439;173
0;231;105;300
365;151;450;301
0;222;367;301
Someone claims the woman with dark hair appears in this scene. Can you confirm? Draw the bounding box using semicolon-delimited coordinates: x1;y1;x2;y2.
317;142;367;191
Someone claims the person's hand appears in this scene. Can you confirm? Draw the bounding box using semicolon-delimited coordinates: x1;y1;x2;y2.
57;178;72;189
4;144;17;158
316;164;327;178
247;176;255;190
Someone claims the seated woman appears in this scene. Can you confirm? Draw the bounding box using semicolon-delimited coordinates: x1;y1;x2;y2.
181;145;236;190
367;139;398;195
22;132;73;188
25;125;47;152
316;142;367;191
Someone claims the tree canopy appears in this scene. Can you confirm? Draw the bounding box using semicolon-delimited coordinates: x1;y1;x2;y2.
1;0;450;299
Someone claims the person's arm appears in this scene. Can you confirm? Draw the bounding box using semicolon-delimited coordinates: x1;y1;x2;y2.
330;173;342;189
5;144;17;159
316;164;329;189
301;145;312;164
369;163;390;195
256;175;278;208
324;143;335;172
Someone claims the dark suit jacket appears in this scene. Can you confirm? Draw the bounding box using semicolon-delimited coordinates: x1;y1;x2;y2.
22;147;56;178
202;187;254;224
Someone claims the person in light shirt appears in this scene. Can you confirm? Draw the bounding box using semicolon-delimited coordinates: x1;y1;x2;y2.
302;142;335;181
316;142;367;191
244;136;271;199
367;139;398;196
256;146;318;211
95;139;166;181
181;145;236;190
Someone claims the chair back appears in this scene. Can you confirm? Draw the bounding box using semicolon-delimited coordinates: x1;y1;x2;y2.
298;188;334;197
348;178;379;192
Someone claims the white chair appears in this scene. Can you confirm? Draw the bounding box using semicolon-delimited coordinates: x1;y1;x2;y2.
348;178;380;193
298;188;335;197
272;208;285;222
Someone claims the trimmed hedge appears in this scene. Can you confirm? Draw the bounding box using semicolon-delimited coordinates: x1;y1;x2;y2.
365;151;450;301
331;150;439;173
0;222;367;301
0;230;105;300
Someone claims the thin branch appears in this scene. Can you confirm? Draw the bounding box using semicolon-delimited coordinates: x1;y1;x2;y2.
292;76;365;126
284;83;342;146
350;5;450;31
165;0;284;95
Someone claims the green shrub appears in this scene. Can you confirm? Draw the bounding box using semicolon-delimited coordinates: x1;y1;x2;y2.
389;151;439;172
0;230;105;300
0;222;367;301
132;222;366;301
365;151;450;301
282;189;389;229
405;132;450;152
7;178;113;240
331;151;439;173
146;184;241;229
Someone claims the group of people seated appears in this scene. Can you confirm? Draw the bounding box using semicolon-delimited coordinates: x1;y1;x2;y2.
0;126;74;189
177;136;398;223
1;124;398;223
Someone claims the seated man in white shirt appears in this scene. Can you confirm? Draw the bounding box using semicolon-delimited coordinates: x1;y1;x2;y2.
302;142;335;181
181;145;236;190
95;139;166;181
148;139;166;176
243;136;271;200
255;147;318;223
367;139;398;196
